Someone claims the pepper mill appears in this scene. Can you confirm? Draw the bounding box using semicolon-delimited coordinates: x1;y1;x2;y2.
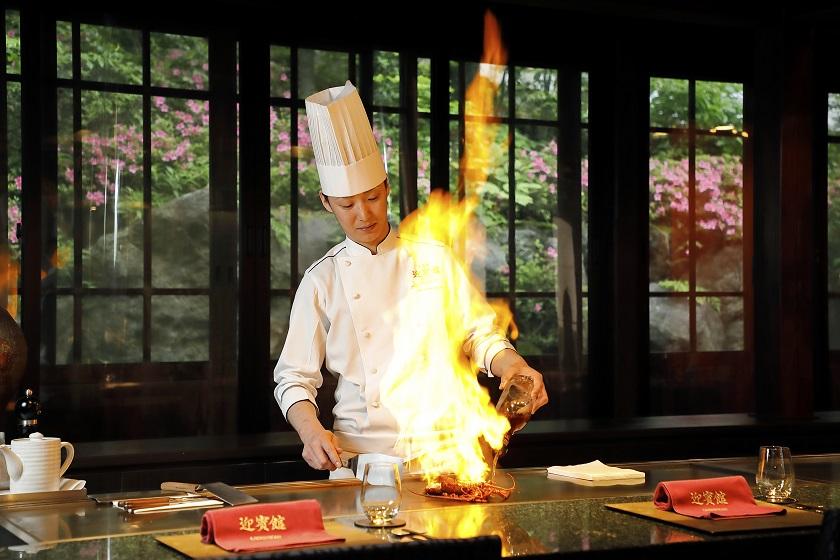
14;388;41;439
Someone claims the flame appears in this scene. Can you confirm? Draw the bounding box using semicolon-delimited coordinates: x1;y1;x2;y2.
380;10;513;485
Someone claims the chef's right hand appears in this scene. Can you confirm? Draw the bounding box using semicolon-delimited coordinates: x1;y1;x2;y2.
300;426;344;471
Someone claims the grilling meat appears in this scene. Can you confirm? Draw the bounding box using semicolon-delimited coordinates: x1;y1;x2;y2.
424;474;512;502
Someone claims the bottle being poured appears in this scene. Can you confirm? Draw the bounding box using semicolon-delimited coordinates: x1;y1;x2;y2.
488;374;533;482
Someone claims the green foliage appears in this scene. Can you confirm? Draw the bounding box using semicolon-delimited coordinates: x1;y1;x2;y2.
657;279;690;293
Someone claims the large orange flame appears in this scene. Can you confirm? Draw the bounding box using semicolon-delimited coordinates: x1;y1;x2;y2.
379;10;513;485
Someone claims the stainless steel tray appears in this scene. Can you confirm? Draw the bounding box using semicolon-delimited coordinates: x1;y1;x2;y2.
0;489;89;509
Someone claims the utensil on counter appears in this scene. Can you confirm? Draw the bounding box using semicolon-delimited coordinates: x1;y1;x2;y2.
161;481;258;506
391;527;430;540
113;493;225;514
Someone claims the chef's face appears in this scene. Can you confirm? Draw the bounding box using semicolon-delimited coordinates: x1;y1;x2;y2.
320;182;391;253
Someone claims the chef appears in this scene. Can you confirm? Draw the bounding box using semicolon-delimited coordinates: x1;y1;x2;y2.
274;81;548;479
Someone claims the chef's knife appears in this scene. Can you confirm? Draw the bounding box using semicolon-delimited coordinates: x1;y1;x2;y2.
161;481;258;506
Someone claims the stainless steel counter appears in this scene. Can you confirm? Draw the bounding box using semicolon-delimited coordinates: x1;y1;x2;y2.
0;455;837;557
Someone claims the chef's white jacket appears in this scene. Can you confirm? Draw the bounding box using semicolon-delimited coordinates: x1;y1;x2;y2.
273;226;514;456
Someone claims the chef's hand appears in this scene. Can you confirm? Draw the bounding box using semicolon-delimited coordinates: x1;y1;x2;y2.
492;349;549;414
287;400;344;471
300;426;344;471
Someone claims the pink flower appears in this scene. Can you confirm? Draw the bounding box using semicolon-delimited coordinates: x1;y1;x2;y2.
534;303;543;312
153;97;170;113
86;191;105;206
546;246;557;259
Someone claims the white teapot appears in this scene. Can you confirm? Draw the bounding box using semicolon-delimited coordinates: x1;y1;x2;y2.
0;433;74;493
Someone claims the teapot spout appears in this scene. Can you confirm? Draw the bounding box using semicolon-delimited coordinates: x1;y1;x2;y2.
0;445;22;481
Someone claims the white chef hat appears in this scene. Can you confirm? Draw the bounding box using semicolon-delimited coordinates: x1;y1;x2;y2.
304;81;387;198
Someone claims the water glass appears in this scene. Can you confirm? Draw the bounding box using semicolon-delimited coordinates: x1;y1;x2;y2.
360;462;401;526
756;445;795;502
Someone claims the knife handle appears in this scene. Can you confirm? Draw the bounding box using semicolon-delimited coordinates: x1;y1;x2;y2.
161;481;202;493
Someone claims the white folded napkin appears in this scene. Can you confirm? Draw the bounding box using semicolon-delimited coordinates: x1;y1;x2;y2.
547;460;645;481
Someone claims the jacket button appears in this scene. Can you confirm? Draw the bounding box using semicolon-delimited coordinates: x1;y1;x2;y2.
371;401;380;408
364;331;371;338
353;293;361;299
371;368;378;374
344;260;352;267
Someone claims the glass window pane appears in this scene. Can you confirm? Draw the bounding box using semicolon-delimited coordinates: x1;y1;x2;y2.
298;49;347;99
830;298;840;351
269;45;291;98
697;296;743;351
470;123;509;292
582;296;589;356
829;94;840;136
449;119;459;192
6;82;21;310
418;57;431;113
464;62;508;117
297;115;344;276
449;61;460;115
695;81;743;131
650;78;688;129
80;24;142;84
515;67;557;121
373;112;400;220
373;51;400;107
150;33;208;90
582;129;589;293
55;88;74;288
515;297;558;356
270;295;291;361
581;72;589;124
695;136;743;292
829;143;840;292
81;295;142;363
151;97;209;288
271;107;291;290
5;11;20;74
649;297;689;352
152;296;209;361
417;118;431;205
55;295;73;365
649;133;689;292
81;91;144;289
515;126;557;292
56;21;72;79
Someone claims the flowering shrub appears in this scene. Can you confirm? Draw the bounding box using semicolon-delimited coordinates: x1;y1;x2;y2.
649;155;743;237
648;152;744;290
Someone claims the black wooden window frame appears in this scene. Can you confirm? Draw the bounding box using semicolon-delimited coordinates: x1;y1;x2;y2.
647;77;753;356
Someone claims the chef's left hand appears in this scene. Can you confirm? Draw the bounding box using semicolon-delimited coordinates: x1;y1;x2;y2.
493;350;549;414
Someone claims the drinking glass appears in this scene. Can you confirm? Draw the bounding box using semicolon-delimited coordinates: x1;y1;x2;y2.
756;445;795;502
360;462;402;526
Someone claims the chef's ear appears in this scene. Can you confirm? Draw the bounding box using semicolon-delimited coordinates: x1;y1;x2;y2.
319;191;334;214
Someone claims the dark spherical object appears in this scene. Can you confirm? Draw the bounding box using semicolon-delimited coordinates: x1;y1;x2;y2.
0;307;27;419
15;389;40;421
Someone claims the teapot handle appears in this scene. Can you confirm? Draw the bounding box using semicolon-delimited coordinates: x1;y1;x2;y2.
58;442;74;477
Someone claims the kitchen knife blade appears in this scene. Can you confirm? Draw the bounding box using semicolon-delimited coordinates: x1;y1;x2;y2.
200;482;258;506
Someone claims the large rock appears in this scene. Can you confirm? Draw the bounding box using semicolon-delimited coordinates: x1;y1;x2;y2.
697;245;742;292
649;287;727;352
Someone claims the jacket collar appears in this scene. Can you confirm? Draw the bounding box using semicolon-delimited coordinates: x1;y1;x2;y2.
343;224;398;256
